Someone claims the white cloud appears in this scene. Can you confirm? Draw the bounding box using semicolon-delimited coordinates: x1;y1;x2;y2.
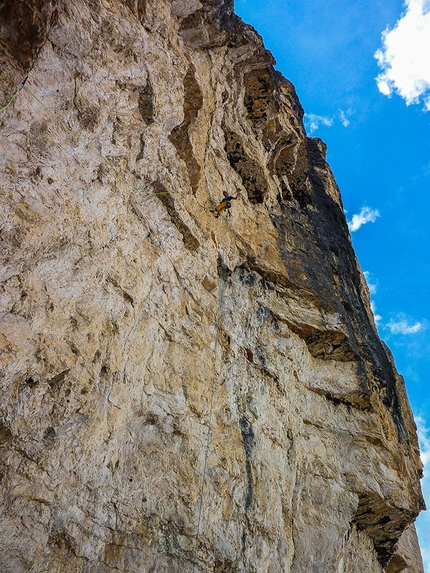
373;309;382;320
363;271;383;326
305;113;333;134
371;303;383;327
375;0;430;110
386;316;422;334
339;110;350;127
347;206;380;232
363;271;378;295
305;111;351;133
417;415;430;468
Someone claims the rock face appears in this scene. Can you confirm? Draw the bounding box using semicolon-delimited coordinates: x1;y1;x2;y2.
0;1;426;572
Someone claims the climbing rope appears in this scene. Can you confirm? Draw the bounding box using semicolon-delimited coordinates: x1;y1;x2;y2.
192;242;227;572
1;78;247;234
0;76;28;113
1;82;217;209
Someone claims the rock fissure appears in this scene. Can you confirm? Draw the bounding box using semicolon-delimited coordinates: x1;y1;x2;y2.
168;62;203;195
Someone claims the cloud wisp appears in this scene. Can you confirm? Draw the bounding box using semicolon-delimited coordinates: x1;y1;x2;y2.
386;316;423;335
305;113;333;134
364;271;383;326
375;0;430;110
305;110;351;134
360;273;424;336
363;271;378;296
347;206;380;232
339;110;350;127
417;415;430;469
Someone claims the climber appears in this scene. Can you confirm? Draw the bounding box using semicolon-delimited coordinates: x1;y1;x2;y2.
213;188;241;217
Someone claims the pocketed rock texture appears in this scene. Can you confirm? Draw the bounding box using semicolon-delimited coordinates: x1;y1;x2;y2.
0;1;426;572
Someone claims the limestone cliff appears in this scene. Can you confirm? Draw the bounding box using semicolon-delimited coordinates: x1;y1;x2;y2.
0;1;426;571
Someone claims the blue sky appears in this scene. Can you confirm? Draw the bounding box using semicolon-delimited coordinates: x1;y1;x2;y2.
235;0;430;567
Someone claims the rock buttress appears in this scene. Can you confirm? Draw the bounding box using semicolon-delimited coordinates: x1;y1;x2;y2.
0;0;425;572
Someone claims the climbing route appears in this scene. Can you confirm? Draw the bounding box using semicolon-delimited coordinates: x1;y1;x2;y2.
1;77;239;572
192;234;227;572
1;81;238;216
0;76;28;113
0;82;189;205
